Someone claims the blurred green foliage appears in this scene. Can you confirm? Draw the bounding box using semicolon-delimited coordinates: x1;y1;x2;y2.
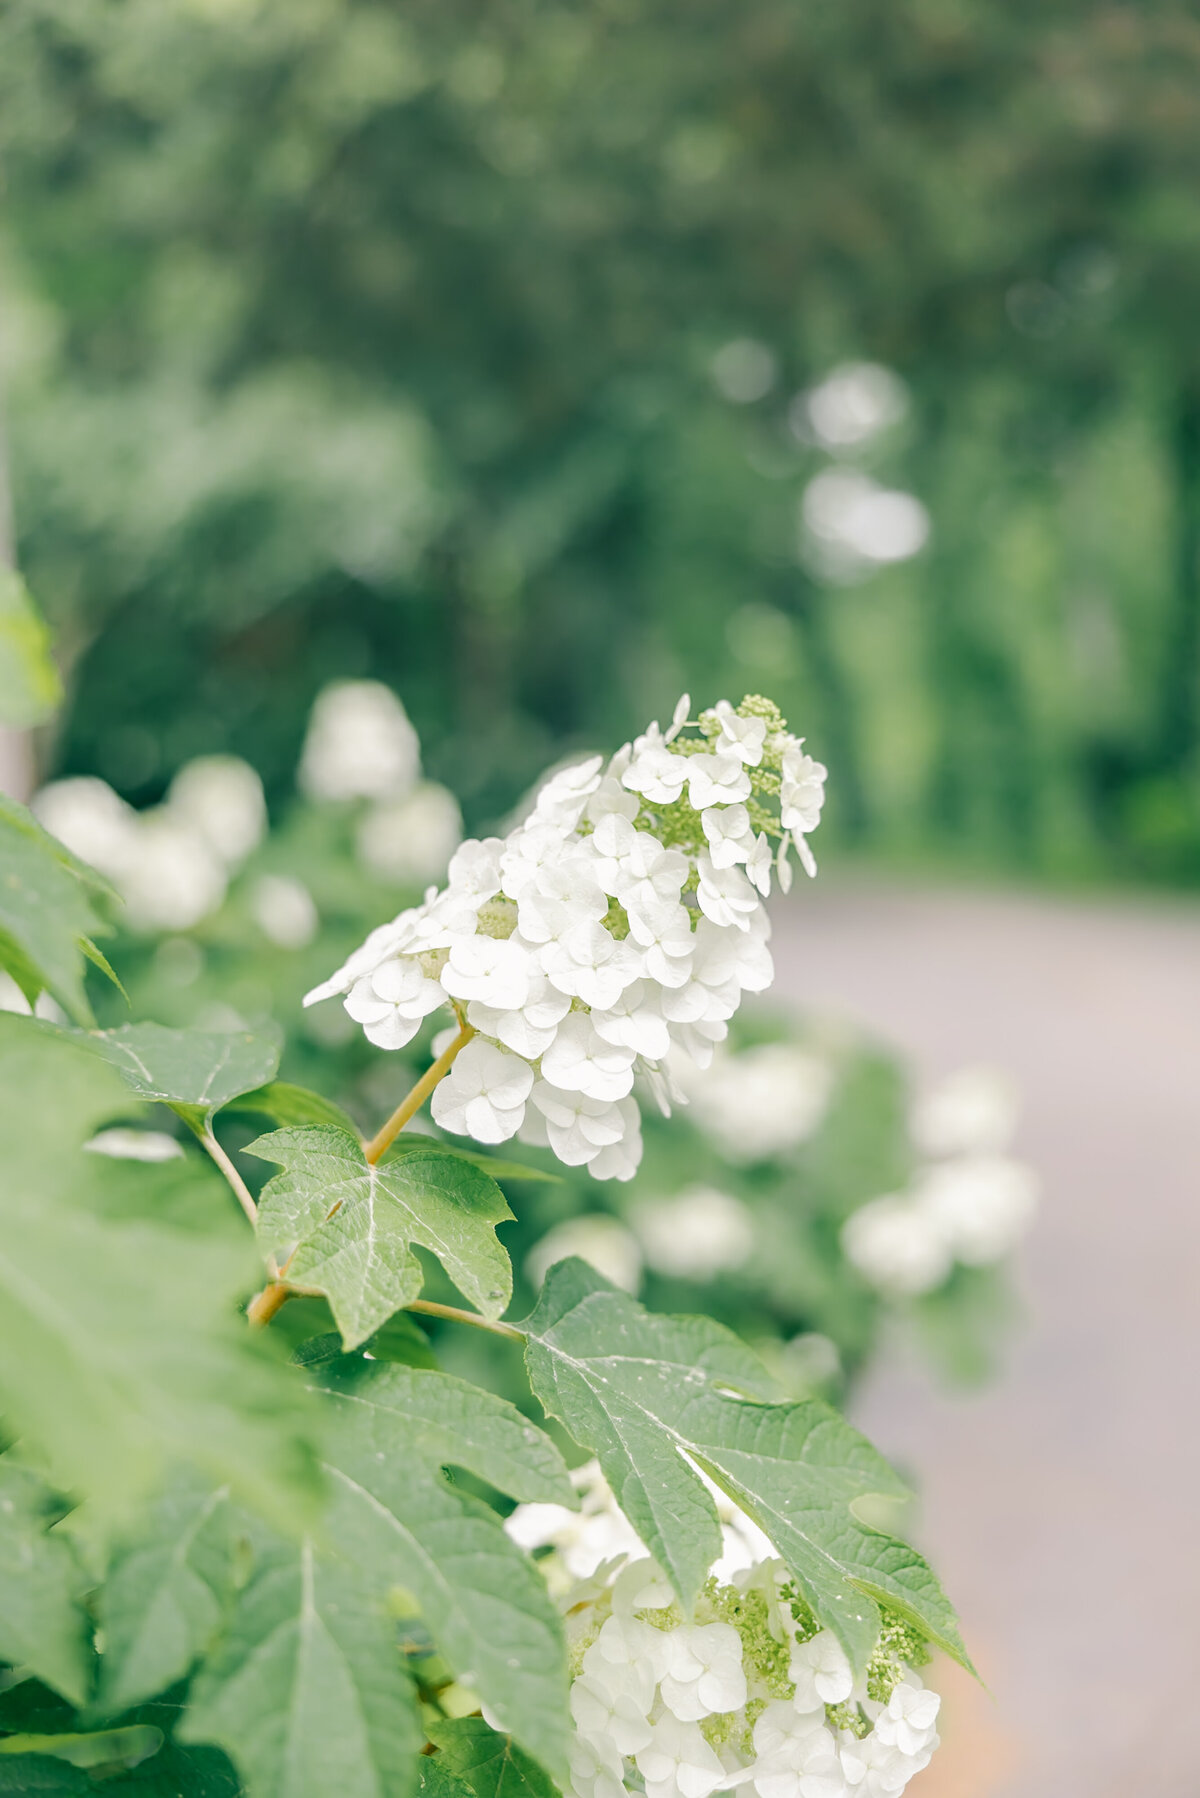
4;0;1200;873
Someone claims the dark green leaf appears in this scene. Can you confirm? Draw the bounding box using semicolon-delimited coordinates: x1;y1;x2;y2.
227;1083;359;1138
385;1141;560;1185
0;1457;90;1706
0;569;61;729
0;1016;321;1531
98;1471;236;1713
0;1726;161;1772
523;1258;972;1675
430;1721;558;1798
181;1535;421;1798
318;1366;570;1781
250;1127;513;1349
291;1312;436;1372
0;797;116;1025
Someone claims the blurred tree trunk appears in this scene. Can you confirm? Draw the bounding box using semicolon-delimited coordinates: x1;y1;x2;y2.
1160;375;1200;777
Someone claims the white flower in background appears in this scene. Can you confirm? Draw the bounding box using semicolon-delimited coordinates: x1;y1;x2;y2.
916;1155;1038;1266
166;756;265;868
298;679;421;801
250;873;319;948
84;1127;184;1162
34;757;265;937
31;776;140;876
526;1215;644;1295
0;971;65;1022
120;809;228;932
633;1185;755;1281
504;1464;939;1798
430;1037;534;1142
682;1043;834;1164
844;1067;1037;1297
797;362;908;452
911;1065;1019;1158
840;1194;954;1298
356;781;463;884
306;695;825;1179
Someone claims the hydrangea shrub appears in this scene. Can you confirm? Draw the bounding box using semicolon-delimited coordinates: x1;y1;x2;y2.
0;692;973;1797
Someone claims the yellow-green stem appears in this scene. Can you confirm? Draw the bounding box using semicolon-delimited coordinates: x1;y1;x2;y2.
407;1298;524;1340
362;1021;475;1164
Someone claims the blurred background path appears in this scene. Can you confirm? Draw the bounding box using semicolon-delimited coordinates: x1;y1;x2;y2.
775;879;1200;1798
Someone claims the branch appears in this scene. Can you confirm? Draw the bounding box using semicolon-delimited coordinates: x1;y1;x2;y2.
362;1021;475;1164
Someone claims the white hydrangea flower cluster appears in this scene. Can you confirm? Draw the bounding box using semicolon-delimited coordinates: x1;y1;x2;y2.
304;696;826;1180
841;1065;1038;1297
506;1465;940;1798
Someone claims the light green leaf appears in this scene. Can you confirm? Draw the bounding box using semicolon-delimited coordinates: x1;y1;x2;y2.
0;796;116;1024
0;1456;90;1706
181;1535;420;1798
429;1720;557;1798
317;1366;570;1782
227;1083;359;1138
0;1726;161;1772
98;1470;236;1713
250;1127;513;1349
0;1015;321;1532
523;1259;972;1675
80;1025;282;1125
0;569;61;729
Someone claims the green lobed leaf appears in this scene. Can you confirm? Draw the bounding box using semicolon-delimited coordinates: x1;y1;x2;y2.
316;1365;575;1508
0;796;116;1025
249;1127;513;1349
98;1470;236;1714
0;569;62;729
0;1016;321;1532
523;1259;972;1676
429;1721;558;1798
181;1534;421;1798
0;1685;243;1796
316;1366;571;1782
80;1025;282;1126
0;1456;91;1706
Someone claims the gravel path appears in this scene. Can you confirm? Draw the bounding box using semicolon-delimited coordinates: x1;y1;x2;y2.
773;879;1200;1798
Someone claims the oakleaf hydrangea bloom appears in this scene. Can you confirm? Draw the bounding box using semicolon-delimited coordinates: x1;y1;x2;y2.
304;696;825;1179
506;1463;941;1798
